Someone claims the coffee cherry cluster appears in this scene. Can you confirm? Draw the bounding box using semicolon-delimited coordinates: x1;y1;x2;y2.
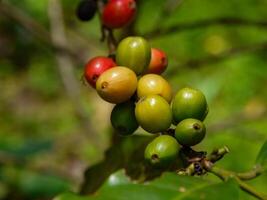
83;36;208;168
144;86;208;168
76;0;136;30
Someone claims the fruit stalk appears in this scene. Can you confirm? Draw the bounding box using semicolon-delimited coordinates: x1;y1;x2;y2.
207;146;229;162
177;147;267;200
209;166;267;200
236;165;264;180
96;0;117;54
48;0;100;146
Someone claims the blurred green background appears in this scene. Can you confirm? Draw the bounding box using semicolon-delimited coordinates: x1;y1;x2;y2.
0;0;267;199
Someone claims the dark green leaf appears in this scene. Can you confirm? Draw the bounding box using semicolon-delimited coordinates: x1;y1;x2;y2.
53;192;88;200
18;170;70;198
256;140;267;169
0;166;70;199
173;179;239;200
80;135;157;194
0;139;52;159
80;170;239;200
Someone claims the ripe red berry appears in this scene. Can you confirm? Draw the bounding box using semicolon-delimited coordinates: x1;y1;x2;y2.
146;48;168;74
102;0;136;29
84;56;116;88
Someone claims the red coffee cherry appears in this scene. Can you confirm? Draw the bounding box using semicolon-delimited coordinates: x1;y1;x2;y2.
102;0;136;29
84;56;116;88
146;48;168;74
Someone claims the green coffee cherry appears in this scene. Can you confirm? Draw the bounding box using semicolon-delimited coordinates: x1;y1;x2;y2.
172;87;208;124
135;95;172;133
116;36;151;75
111;101;139;136
145;135;180;167
175;118;206;146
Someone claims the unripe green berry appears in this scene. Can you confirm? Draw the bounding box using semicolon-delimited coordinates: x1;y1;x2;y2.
145;135;180;167
111;101;139;136
116;36;151;75
175;118;206;146
172;87;208;124
135;95;172;133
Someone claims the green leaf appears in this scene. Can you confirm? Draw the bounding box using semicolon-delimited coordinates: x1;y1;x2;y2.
53;192;88;200
0;166;70;198
80;135;159;194
173;179;239;200
81;170;239;200
256;140;267;169
0;139;52;159
18;170;70;198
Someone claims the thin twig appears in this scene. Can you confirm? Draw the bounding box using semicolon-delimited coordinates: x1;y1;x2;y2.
96;0;117;54
166;41;267;76
145;17;267;39
47;0;98;143
235;177;267;200
161;0;184;17
236;165;264;180
209;166;267;200
96;0;106;41
151;0;184;37
106;28;117;55
208;110;267;137
208;146;230;163
3;1;267;72
0;1;50;43
0;1;91;64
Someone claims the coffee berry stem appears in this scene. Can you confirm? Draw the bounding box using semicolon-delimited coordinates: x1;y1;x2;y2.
236;165;264;180
208;166;267;200
177;146;266;200
96;0;117;54
207;146;229;163
106;27;117;55
161;128;175;137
